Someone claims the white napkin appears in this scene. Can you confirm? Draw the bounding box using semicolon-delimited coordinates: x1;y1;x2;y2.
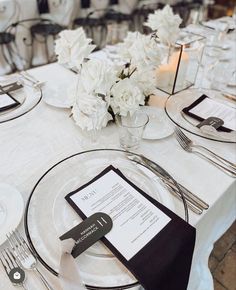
59;239;87;290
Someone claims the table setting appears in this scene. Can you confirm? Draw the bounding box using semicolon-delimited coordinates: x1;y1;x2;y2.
0;4;236;290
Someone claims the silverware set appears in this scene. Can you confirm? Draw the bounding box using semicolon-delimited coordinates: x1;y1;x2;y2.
127;153;209;216
1;230;54;290
0;248;28;290
174;127;236;178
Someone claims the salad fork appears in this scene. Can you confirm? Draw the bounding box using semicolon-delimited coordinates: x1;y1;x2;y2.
0;248;28;289
174;127;236;177
7;230;54;290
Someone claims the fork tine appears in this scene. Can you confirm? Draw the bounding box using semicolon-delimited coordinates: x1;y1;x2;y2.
174;130;189;151
7;248;20;267
4;248;16;269
0;252;9;274
175;127;191;143
8;232;27;260
6;233;15;250
15;230;30;253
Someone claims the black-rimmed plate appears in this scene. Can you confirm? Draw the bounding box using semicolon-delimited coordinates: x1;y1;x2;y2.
24;149;177;289
165;88;236;143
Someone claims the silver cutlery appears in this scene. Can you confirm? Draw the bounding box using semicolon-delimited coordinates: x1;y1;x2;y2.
174;127;236;178
133;160;203;215
7;230;54;290
0;248;28;290
19;72;44;88
127;153;208;214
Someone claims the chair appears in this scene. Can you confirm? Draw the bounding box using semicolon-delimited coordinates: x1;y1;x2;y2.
29;19;64;66
0;31;16;74
29;0;77;66
73;0;109;49
0;0;19;74
132;1;160;34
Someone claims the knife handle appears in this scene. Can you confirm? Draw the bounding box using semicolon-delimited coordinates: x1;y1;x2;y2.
165;184;203;215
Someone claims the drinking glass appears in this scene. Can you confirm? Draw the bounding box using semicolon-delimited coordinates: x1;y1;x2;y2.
115;111;149;150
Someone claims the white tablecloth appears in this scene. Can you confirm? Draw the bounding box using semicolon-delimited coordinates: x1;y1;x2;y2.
0;62;235;290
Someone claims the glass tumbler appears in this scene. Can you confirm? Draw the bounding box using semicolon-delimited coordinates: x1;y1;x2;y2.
116;111;149;150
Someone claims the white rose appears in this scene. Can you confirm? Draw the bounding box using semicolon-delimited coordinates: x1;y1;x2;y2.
55;27;96;69
118;31;140;60
118;32;162;70
72;91;112;130
79;59;118;96
130;68;157;96
111;78;145;116
145;5;182;45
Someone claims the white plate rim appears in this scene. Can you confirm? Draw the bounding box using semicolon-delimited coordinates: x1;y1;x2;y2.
24;149;175;288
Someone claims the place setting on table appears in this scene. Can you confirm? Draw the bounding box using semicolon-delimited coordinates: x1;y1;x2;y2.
1;5;236;290
0;71;44;124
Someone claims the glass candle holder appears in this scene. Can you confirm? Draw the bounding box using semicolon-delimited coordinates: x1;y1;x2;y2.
156;31;205;95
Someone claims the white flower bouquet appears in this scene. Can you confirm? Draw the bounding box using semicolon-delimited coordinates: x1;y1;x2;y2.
54;5;182;131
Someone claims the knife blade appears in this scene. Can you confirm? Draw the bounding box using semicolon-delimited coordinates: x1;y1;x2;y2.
133;159;204;214
134;162;203;214
139;155;209;210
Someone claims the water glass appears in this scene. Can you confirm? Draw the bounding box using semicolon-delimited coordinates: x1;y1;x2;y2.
116;111;149;150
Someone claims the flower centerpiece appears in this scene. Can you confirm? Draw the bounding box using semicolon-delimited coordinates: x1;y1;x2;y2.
54;5;183;131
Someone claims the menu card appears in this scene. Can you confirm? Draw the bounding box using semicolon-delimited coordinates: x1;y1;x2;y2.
0;93;19;112
67;166;170;260
66;165;196;290
183;95;236;132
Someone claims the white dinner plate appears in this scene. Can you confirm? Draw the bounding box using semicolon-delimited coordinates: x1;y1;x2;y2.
0;183;24;245
25;149;175;289
141;106;174;140
43;82;75;109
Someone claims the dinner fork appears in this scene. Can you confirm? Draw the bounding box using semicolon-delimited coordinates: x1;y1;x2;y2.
174;127;236;177
7;230;55;290
0;248;28;289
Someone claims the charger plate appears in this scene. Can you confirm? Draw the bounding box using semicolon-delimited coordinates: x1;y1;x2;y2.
165;88;236;143
25;149;175;289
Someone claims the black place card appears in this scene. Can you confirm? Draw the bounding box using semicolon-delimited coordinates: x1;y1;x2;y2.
0;82;23;95
60;212;113;257
182;94;235;132
0;92;20;113
66;165;196;290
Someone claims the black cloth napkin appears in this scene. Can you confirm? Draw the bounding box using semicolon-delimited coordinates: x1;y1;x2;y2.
66;165;196;290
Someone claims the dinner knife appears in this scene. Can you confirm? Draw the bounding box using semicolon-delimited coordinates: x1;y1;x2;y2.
139;155;209;210
133;162;203;215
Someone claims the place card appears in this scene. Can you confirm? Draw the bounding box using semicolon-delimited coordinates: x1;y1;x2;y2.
0;93;19;113
60;212;113;257
66;165;196;290
183;94;236;132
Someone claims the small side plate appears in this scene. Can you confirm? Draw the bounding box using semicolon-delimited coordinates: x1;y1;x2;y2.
141;106;174;140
